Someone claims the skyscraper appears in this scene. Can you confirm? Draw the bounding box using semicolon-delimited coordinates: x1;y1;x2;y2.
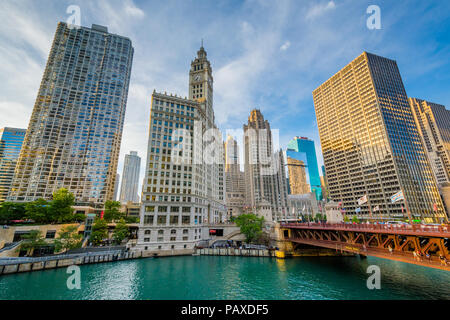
286;156;309;194
137;46;226;252
313;52;446;222
243;109;288;222
119;151;141;203
8;23;134;206
409;98;450;186
224;135;246;218
113;173;120;201
287;137;322;200
0;128;26;203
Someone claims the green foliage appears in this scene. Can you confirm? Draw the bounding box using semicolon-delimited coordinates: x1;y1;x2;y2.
103;200;123;222
112;219;129;245
54;225;83;253
90;218;108;245
17;230;46;256
48;188;76;223
235;214;265;244
0;202;26;223
352;215;360;223
25;199;50;224
124;215;139;224
344;216;350;223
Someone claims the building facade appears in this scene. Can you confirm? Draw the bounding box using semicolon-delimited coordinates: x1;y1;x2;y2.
136;46;226;252
113;173;120;201
0;128;26;203
313;52;446;222
287;137;322;200
8;23;133;206
224;135;246;219
287;156;309;194
287;193;319;219
119;151;141;203
243;109;289;222
409;98;450;187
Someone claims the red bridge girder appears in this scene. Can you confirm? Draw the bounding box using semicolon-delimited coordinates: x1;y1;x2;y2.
281;223;450;272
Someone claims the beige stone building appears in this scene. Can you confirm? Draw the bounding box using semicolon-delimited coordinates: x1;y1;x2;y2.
287;156;309;194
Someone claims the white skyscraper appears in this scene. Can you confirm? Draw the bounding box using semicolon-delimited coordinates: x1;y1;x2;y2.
243;109;289;222
119;151;141;203
136;46;226;253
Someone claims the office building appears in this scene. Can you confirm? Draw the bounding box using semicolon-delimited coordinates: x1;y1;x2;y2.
119;151;141;203
287;156;309;194
287;137;322;200
224;135;246;218
137;46;226;252
313;52;446;222
8;23;134;206
0;128;26;203
243;109;288;222
409;98;450;186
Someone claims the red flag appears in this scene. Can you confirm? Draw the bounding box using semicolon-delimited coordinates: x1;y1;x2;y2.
401;205;404;213
100;211;104;220
433;203;437;212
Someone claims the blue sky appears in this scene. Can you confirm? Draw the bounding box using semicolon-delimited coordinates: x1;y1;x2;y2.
1;0;449;191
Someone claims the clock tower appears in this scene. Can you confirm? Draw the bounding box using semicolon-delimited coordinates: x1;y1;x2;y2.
189;44;214;125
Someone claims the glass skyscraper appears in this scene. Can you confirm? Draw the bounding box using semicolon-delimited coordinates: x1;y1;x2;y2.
287;137;322;201
8;23;134;206
119;151;141;203
0;128;26;203
313;52;446;222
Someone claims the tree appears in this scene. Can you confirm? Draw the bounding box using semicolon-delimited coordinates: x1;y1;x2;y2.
103;200;123;222
48;188;76;223
90;218;108;245
0;202;26;223
25;199;50;223
18;230;46;256
235;214;265;244
112;219;129;245
124;215;139;224
352;215;360;224
344;216;350;223
315;213;322;222
54;225;83;253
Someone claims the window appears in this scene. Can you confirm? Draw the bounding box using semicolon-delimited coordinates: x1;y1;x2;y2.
170;216;179;225
171;229;177;234
183;229;189;234
182;207;191;213
144;216;154;225
145;230;151;235
158;206;167;212
45;230;56;239
170;237;176;241
144;238;150;242
158;230;164;235
157;215;167;225
145;206;155;212
182;216;190;225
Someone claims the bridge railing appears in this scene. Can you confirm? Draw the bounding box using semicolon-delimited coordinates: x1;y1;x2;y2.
281;222;450;234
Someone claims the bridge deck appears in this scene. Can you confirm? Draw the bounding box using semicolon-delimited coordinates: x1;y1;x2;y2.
282;222;450;237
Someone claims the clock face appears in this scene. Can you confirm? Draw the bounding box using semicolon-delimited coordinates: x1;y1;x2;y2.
194;74;201;82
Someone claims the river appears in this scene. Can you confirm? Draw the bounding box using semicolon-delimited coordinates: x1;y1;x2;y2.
0;255;449;300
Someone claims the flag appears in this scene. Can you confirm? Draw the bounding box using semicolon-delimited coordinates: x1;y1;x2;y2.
302;205;306;213
373;205;379;212
433;203;438;212
100;211;104;220
401;205;404;213
390;190;404;203
355;207;361;213
358;195;368;205
338;201;343;208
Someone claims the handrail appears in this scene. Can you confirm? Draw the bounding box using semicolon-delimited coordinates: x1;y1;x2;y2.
281;222;450;234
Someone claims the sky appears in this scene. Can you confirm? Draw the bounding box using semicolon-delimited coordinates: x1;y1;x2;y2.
0;0;449;193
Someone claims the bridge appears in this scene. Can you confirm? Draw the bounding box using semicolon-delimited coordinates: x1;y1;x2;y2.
280;223;450;271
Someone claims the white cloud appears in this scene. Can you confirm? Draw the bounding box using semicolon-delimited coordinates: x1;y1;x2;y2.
280;41;291;51
305;1;336;20
124;0;145;19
